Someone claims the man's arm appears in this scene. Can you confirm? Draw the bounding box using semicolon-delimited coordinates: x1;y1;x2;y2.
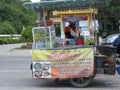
65;32;74;39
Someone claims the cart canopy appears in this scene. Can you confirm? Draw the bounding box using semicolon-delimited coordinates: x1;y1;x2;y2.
23;0;107;11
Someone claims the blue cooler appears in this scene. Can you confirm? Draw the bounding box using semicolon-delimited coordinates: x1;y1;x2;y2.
116;66;120;74
69;39;76;45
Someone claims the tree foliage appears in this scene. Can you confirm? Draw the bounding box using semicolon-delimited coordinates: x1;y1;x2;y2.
97;0;120;35
0;0;37;34
0;21;16;34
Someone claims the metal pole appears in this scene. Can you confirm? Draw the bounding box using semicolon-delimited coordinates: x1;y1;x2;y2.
93;14;97;46
43;9;48;48
90;0;94;40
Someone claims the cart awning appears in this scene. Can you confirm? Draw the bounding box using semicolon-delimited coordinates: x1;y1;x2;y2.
23;0;108;11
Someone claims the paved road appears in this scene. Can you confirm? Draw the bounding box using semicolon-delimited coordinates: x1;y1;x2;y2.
0;44;120;90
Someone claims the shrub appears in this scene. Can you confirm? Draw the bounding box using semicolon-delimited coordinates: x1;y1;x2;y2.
0;38;22;45
21;26;33;42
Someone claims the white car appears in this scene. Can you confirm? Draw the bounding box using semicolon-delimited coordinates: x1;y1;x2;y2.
105;34;120;44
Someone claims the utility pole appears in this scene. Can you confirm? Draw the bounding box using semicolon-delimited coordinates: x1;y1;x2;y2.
119;20;120;32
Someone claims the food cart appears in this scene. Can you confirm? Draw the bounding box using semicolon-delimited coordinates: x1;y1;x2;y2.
23;0;117;88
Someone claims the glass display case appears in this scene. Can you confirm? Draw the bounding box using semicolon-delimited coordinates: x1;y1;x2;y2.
32;26;56;49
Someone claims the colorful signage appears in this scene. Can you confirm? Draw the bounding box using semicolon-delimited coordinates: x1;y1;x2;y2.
32;48;94;78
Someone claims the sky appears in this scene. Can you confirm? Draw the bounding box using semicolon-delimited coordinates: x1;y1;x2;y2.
31;0;41;2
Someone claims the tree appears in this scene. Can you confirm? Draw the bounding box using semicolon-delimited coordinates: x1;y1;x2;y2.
0;0;37;34
97;0;120;35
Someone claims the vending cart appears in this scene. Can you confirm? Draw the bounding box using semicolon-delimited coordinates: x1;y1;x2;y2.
23;0;117;88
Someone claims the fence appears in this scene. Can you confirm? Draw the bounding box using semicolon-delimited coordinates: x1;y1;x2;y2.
0;34;21;39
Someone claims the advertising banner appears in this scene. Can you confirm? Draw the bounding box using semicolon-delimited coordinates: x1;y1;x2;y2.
32;48;94;78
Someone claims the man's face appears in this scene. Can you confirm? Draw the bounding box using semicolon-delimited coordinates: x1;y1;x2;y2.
69;21;76;28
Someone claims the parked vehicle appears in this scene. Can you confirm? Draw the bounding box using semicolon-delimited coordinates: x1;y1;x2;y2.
105;34;120;44
104;33;120;64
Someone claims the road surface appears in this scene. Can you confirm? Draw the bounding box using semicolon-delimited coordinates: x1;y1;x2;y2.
0;44;120;90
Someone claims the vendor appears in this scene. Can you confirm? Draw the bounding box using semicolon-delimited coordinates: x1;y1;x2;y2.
64;16;82;39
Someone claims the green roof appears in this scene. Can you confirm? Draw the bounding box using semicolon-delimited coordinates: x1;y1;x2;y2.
23;0;107;11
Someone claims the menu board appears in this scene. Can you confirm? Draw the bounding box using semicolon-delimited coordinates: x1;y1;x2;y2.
33;28;46;49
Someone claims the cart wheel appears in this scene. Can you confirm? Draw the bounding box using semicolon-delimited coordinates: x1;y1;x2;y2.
69;77;93;88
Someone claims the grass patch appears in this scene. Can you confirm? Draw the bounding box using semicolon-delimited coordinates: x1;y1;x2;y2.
15;45;31;50
20;45;28;49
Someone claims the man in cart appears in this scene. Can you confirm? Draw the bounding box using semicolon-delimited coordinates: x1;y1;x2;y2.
64;15;82;39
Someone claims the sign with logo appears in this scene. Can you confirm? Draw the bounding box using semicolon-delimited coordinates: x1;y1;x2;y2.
32;48;94;78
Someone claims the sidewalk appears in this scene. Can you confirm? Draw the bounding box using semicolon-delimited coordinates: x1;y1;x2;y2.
0;43;23;52
0;43;32;56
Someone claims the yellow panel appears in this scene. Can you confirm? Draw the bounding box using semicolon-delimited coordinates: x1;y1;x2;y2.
53;8;97;15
